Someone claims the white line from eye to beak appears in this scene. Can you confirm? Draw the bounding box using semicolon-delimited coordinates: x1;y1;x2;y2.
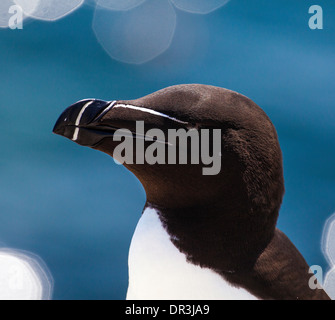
72;101;188;142
72;101;94;141
113;104;188;125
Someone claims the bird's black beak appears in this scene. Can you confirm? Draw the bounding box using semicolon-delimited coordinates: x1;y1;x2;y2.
53;99;117;147
53;98;189;149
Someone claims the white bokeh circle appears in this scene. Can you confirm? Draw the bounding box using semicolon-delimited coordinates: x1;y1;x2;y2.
324;267;335;300
14;0;84;21
170;0;230;14
322;213;335;266
0;0;15;28
93;0;177;64
0;249;53;300
95;0;146;11
0;0;35;28
321;213;335;299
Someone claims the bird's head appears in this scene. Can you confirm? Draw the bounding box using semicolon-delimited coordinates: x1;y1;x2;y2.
53;85;284;225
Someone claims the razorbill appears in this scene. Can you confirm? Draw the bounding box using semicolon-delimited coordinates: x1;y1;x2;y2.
53;84;330;300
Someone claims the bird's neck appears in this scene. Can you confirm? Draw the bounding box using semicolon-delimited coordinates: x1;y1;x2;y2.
146;201;278;273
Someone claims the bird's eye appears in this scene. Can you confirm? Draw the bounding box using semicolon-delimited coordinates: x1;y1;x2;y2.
187;123;200;130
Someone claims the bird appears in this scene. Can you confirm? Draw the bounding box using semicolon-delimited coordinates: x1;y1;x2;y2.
53;84;330;300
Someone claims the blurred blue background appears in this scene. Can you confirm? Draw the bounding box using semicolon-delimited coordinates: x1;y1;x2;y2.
0;0;334;299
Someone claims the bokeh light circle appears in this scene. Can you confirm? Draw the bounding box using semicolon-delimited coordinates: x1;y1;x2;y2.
0;0;15;28
0;249;53;300
14;0;84;21
324;268;335;300
321;213;335;299
95;0;146;11
0;0;35;28
322;213;335;266
93;0;177;64
170;0;230;14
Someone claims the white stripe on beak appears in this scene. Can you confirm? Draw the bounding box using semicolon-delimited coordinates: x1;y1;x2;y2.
72;101;94;141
